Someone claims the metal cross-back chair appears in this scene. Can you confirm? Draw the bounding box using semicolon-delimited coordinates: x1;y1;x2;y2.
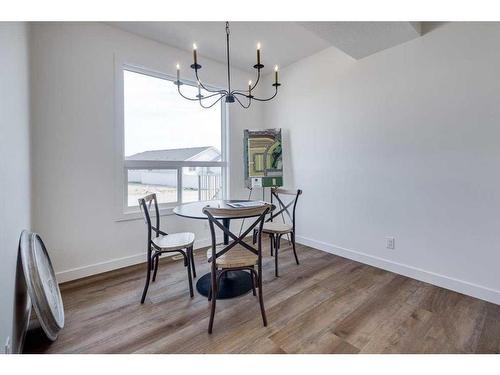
138;193;196;304
253;188;302;277
203;204;272;334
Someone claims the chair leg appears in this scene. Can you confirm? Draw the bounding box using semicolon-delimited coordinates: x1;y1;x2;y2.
291;232;299;265
270;234;274;256
141;251;152;304
252;229;257;244
189;246;197;278
208;266;217;301
250;268;256;296
274;235;280;277
208;268;217;334
257;270;267;327
185;252;194;298
152;254;159;282
150;251;156;271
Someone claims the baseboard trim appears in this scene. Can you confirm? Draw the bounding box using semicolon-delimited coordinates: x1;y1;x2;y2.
296;235;500;306
55;237;216;283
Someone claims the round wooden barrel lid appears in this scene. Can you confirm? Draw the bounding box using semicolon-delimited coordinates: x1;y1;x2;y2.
20;230;64;341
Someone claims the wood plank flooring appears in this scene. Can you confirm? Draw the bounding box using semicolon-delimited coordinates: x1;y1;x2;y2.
24;240;500;354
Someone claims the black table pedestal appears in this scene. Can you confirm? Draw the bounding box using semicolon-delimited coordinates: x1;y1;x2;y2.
196;270;253;299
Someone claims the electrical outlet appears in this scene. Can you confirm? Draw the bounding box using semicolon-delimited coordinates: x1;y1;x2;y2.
386;237;395;249
4;336;11;354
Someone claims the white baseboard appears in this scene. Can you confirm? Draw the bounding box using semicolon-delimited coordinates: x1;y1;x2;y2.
55;237;216;283
296;235;500;306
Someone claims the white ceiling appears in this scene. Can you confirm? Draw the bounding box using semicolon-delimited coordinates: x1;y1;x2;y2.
298;22;422;59
108;22;423;72
108;22;330;74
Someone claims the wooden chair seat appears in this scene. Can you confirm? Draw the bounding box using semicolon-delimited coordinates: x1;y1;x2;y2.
206;245;258;268
152;232;195;251
262;222;293;234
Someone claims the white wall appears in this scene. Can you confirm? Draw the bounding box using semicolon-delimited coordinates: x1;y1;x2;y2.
263;22;500;304
30;22;263;282
0;22;31;353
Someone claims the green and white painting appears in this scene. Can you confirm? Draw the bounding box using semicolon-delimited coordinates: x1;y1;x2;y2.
244;128;283;188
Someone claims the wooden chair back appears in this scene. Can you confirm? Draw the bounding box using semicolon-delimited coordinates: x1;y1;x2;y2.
138;193;165;241
203;204;272;264
202;205;271;219
269;188;302;232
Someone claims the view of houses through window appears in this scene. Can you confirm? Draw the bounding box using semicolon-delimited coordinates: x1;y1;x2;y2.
123;69;225;208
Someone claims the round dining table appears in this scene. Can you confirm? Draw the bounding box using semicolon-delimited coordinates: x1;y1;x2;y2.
173;199;270;299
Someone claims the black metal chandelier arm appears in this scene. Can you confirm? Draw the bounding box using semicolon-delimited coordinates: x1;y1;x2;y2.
201;92;226;100
177;84;223;101
232;91;251;98
250;68;261;91
198;94;225;109
177;84;200;101
233;93;252;109
194;68;228;95
248;86;279;102
197;91;225;100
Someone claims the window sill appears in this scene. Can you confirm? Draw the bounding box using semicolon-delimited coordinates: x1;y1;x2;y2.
114;206;176;222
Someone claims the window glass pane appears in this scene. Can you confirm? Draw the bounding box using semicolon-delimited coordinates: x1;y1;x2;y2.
124;70;221;161
182;167;223;203
127;169;178;207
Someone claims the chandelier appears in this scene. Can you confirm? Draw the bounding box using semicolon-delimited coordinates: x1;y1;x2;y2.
174;22;281;109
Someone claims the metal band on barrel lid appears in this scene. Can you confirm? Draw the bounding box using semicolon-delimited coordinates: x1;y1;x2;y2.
20;230;64;341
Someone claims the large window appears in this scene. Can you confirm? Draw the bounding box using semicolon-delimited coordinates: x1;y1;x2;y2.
121;67;226;214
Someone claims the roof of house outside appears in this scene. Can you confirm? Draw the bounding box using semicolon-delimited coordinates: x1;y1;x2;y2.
126;146;221;162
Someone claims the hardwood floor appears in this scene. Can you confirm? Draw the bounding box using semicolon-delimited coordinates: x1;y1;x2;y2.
24;240;500;354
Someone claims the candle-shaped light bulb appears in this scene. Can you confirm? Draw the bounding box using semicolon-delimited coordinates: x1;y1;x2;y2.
248;80;252;95
176;63;180;82
192;43;198;65
274;65;279;84
256;42;261;65
197;81;201;96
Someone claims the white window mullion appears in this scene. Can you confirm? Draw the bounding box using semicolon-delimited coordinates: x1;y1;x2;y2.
177;167;182;203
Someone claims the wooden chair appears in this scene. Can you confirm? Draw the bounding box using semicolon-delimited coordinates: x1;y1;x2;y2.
138;193;196;304
254;188;302;277
203;204;272;334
